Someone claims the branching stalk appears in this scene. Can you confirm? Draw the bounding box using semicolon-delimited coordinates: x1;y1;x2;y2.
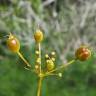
45;59;76;76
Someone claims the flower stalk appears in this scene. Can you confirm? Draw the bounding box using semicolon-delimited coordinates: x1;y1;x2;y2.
17;51;31;67
44;59;76;77
35;43;43;96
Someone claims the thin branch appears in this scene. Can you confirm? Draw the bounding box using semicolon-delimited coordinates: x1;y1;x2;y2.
17;51;31;67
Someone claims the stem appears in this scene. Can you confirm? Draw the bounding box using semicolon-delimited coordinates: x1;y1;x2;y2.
17;51;31;67
38;43;42;73
37;77;43;96
45;59;76;76
35;43;42;74
36;42;42;96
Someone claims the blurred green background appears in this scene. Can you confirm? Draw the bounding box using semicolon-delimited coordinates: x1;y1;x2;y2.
0;0;96;96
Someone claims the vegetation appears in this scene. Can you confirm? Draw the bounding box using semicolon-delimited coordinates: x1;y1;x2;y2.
0;0;96;96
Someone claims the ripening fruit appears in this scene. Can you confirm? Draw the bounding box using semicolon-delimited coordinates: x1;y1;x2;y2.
35;64;40;74
34;30;43;43
46;60;55;71
7;33;20;53
75;46;91;61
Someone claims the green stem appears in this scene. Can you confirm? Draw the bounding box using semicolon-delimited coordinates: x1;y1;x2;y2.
37;77;43;96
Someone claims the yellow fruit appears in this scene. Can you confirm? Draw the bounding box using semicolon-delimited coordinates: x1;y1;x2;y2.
51;52;56;56
34;30;43;43
46;60;55;71
7;34;20;53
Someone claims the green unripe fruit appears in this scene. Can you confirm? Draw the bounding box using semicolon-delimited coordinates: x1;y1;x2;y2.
46;60;55;71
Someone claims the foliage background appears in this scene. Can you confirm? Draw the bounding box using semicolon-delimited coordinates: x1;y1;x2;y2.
0;0;96;96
